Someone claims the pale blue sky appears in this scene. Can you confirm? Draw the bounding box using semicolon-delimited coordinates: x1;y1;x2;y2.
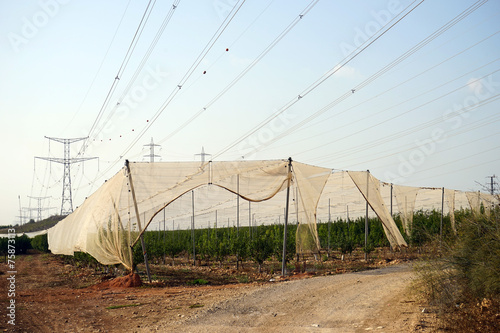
1;0;499;225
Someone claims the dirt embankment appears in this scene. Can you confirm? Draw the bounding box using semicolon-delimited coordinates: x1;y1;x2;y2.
0;253;440;333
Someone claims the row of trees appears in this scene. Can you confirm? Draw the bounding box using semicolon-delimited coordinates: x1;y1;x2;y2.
0;209;466;268
133;208;462;267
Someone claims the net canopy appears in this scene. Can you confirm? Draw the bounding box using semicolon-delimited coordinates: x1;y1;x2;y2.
48;159;499;270
48;160;331;270
347;171;407;249
393;185;420;235
444;189;456;234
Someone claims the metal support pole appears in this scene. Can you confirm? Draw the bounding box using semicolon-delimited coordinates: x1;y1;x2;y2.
125;160;151;282
249;201;252;239
390;183;393;217
440;187;444;242
282;157;293;276
192;190;196;266
236;174;240;269
347;205;350;239
237;174;240;233
365;170;369;261
328;198;331;255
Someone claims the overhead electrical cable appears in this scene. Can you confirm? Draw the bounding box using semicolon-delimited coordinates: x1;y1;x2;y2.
88;0;248;187
294;67;500;159
290;30;500;139
88;0;181;147
405;144;500;175
78;0;157;157
262;55;500;155
211;0;426;160
112;0;247;161
157;0;320;146
61;0;133;135
231;0;488;159
73;1;181;200
345;126;500;169
410;156;500;184
178;0;277;95
313;90;500;165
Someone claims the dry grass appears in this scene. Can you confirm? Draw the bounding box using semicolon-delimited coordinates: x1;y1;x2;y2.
414;213;500;332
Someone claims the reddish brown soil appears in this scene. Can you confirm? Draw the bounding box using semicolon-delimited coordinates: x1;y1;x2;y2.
0;251;441;332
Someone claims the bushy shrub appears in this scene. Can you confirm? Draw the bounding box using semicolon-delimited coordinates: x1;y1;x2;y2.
31;234;49;252
415;212;500;332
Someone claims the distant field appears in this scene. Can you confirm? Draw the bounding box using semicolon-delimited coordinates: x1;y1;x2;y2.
0;215;64;234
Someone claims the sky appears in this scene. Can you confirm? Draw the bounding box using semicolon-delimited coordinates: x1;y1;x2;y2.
0;0;499;226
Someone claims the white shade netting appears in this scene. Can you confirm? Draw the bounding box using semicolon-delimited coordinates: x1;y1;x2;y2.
48;160;331;270
393;184;420;235
444;189;456;234
48;159;498;270
347;171;408;249
467;191;498;215
466;191;482;215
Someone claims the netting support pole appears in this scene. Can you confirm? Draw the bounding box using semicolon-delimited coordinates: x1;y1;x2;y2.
440;187;444;246
390;183;393;217
365;170;369;261
328;198;331;257
236;174;240;270
282;157;292;277
125;160;152;283
192;190;196;266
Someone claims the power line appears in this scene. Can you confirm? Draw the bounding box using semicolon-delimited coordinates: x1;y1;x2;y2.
79;0;157;157
115;0;247;160
305;71;500;164
27;196;51;222
36;137;97;215
88;0;248;186
228;0;489;160
86;0;182;148
62;0;134;135
157;0;320;146
211;0;426;160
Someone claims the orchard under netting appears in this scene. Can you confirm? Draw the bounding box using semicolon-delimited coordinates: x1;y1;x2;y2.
48;159;498;270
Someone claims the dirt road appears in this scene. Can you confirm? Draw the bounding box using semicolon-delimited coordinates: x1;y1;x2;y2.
159;265;423;332
1;254;435;332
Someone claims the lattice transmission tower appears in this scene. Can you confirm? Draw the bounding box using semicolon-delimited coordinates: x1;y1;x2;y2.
143;137;161;162
27;195;51;221
36;136;97;215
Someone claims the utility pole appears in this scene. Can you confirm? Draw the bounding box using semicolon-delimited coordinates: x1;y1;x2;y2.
195;147;211;163
143;137;161;162
18;195;22;225
28;196;51;221
487;175;497;195
36;136;97;216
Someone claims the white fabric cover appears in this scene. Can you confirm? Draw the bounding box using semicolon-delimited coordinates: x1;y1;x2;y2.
347;171;408;249
48;160;331;269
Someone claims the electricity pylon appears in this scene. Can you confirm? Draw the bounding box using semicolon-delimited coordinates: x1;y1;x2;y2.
27;195;51;221
36;136;97;215
143;137;161;162
195;146;211;163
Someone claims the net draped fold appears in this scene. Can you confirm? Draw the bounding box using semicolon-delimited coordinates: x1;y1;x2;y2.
48;160;331;269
